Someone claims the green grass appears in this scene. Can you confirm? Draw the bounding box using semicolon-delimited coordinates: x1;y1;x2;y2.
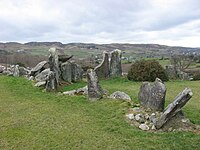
0;76;200;149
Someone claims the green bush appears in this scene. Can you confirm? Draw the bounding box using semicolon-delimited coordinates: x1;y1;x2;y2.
127;60;169;82
193;72;200;81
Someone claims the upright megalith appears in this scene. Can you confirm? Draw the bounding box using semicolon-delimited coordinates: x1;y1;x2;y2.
45;71;57;91
94;51;109;79
87;69;103;101
49;47;60;85
13;65;19;77
61;62;72;82
110;49;122;77
139;78;166;111
155;88;192;129
71;63;83;82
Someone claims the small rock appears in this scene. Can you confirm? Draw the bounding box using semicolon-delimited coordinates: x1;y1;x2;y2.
135;114;144;123
63;90;76;96
132;107;141;113
149;113;156;123
181;118;190;123
34;81;46;87
139;124;149;131
126;114;134;120
109;91;131;101
168;127;173;132
145;113;150;120
151;125;156;130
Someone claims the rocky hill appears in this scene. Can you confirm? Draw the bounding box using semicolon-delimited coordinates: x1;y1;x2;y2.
0;42;200;58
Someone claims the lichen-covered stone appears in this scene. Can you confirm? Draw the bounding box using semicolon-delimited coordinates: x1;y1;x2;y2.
94;51;109;79
110;49;122;77
87;69;103;101
138;78;166;111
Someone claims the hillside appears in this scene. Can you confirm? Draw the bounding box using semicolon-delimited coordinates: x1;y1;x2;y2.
0;42;200;58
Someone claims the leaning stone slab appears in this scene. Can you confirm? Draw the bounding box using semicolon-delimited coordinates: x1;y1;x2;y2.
155;88;192;129
138;78;166;111
94;51;110;79
109;91;131;101
58;55;73;62
35;68;50;82
87;69;103;101
110;49;122;77
30;61;47;76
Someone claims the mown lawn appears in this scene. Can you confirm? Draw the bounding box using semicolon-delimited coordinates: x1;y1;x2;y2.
0;76;200;150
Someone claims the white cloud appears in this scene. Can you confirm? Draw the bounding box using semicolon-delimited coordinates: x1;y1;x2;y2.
0;0;200;47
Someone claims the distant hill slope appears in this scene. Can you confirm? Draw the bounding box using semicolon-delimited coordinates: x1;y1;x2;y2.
0;42;200;58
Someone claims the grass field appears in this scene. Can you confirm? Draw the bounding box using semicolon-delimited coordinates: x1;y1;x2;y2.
0;76;200;149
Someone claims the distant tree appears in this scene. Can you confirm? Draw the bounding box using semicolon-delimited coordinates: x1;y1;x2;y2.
170;55;194;71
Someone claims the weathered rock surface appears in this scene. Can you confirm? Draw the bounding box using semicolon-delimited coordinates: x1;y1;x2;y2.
109;91;131;100
35;68;50;82
34;81;46;87
49;47;60;85
19;67;30;76
87;69;103;101
110;49;122;77
155;88;192;129
45;71;57;91
13;65;19;77
94;51;110;79
30;61;47;76
71;63;83;82
139;78;166;111
139;124;149;131
58;55;73;62
63;90;76;96
61;62;72;82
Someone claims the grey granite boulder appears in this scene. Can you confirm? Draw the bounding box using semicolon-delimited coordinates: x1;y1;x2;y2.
138;78;166;111
94;51;110;79
109;91;131;100
71;63;83;82
87;69;103;101
13;65;19;77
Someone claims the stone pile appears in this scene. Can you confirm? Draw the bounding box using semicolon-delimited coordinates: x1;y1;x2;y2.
126;78;193;131
1;65;30;77
30;47;83;91
94;49;122;79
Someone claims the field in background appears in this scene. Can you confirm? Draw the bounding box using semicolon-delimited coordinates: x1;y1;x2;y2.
0;76;200;149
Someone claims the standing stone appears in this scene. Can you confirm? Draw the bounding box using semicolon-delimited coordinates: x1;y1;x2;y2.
87;69;103;101
61;62;72;82
49;47;60;85
110;49;122;77
13;65;19;77
71;63;83;82
30;61;47;76
138;78;166;111
45;71;57;91
94;51;110;79
155;88;192;129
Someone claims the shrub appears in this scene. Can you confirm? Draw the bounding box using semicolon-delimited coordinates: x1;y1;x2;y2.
193;72;200;81
127;60;169;82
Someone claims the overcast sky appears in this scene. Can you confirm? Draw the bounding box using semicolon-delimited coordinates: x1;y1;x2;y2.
0;0;200;47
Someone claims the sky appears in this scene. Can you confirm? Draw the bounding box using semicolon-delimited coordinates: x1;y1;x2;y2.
0;0;200;47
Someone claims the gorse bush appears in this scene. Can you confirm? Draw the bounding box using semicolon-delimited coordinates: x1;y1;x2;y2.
127;60;169;82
